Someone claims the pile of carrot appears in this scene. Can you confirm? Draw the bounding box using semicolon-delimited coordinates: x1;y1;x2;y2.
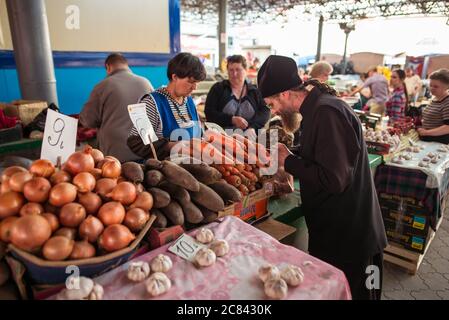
212;163;260;196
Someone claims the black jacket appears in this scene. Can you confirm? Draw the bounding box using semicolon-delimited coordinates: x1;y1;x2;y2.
205;80;270;129
285;87;387;262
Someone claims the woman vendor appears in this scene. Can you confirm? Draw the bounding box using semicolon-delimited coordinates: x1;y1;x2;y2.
417;69;449;143
127;52;206;159
385;69;408;122
204;55;270;136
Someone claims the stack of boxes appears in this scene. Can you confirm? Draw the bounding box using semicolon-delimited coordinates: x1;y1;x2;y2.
379;193;445;254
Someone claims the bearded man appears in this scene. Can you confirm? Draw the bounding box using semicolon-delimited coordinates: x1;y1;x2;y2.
257;55;387;300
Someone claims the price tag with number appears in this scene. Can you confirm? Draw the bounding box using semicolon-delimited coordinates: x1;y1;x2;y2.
168;234;205;262
127;103;158;145
40;109;78;164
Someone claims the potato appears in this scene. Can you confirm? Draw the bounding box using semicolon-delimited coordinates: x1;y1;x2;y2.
161;201;184;226
122;162;144;183
145;170;164;187
145;158;163;170
160;161;200;192
158;181;190;203
209;181;242;203
152;209;167;228
178;198;203;224
197;205;219;223
190;183;225;212
148;187;171;208
179;163;222;185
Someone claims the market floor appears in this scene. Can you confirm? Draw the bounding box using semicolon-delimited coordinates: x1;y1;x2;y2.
382;212;449;300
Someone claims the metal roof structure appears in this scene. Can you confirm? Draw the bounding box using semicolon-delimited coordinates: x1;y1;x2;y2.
181;0;449;24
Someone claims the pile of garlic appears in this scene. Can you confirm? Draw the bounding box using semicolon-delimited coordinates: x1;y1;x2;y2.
258;264;305;300
194;228;230;267
56;276;104;300
364;128;401;150
126;254;173;297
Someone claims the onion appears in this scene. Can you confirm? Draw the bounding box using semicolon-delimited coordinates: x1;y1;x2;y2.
90;168;103;180
98;201;125;226
49;182;77;207
117;176;126;184
106;182;137;206
10;215;52;252
135;183;145;193
95;178;117;200
1;166;27;183
64;145;95;176
54;227;77;240
0;178;11;194
42;236;74;261
59;203;86;227
91;148;104;164
19;202;44;216
44;202;60;215
102;160;121;179
79;215;104;243
98;224;135;252
30;159;55;178
124;208;150;232
129;191;153;211
70;240;96;259
23;177;51;203
73;172;96;193
0;191;25;219
9;171;33;193
0;216;19;243
42;213;60;233
77;192;102;215
50;170;72;185
105;156;120;164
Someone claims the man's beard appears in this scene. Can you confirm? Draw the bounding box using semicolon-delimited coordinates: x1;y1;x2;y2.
278;109;302;133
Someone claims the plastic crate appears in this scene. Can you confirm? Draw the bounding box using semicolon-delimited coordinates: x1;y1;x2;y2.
0;124;23;144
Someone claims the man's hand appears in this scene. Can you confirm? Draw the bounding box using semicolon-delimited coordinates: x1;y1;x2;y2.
232;116;248;130
277;143;293;167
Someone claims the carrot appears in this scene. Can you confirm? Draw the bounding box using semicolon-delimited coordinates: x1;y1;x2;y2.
205;130;246;162
244;164;252;172
238;184;249;196
242;170;258;183
235;164;245;173
248;184;256;192
230;167;240;175
224;175;241;187
189;139;234;165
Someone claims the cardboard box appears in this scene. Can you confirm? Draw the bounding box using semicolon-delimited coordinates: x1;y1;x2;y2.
381;208;429;234
1;100;48;126
218;186;273;223
384;228;428;254
383;216;429;238
253;217;297;244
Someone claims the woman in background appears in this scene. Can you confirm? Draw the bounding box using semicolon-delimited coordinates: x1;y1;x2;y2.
385;69;408;122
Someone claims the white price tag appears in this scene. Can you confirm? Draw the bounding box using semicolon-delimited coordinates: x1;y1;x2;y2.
40;109;78;164
168;234;205;262
127;103;158;145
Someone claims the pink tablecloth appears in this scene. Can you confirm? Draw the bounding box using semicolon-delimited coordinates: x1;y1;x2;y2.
56;216;351;300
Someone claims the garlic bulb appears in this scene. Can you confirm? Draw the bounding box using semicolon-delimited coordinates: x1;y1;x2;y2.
145;272;171;296
264;278;288;299
150;254;173;273
194;248;216;267
258;264;280;282
280;265;304;286
127;261;151;282
195;228;214;244
209;239;229;257
56;277;94;300
88;283;104;300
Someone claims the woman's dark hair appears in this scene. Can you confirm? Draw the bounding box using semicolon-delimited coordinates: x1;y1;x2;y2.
167;52;206;82
226;55;247;69
429;68;449;85
393;69;409;110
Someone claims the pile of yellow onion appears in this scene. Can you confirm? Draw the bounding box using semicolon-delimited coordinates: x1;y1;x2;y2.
0;146;153;261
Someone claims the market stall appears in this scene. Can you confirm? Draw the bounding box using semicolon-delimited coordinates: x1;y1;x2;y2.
46;216;351;300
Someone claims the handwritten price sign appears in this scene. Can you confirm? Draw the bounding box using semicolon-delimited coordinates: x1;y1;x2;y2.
40;109;78;164
168;234;205;261
127;103;158;145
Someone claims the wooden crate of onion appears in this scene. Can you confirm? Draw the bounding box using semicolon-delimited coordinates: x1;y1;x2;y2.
0;146;155;262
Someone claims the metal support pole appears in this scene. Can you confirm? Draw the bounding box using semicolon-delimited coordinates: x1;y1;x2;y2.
6;0;58;105
218;0;228;71
342;31;349;75
315;15;324;63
